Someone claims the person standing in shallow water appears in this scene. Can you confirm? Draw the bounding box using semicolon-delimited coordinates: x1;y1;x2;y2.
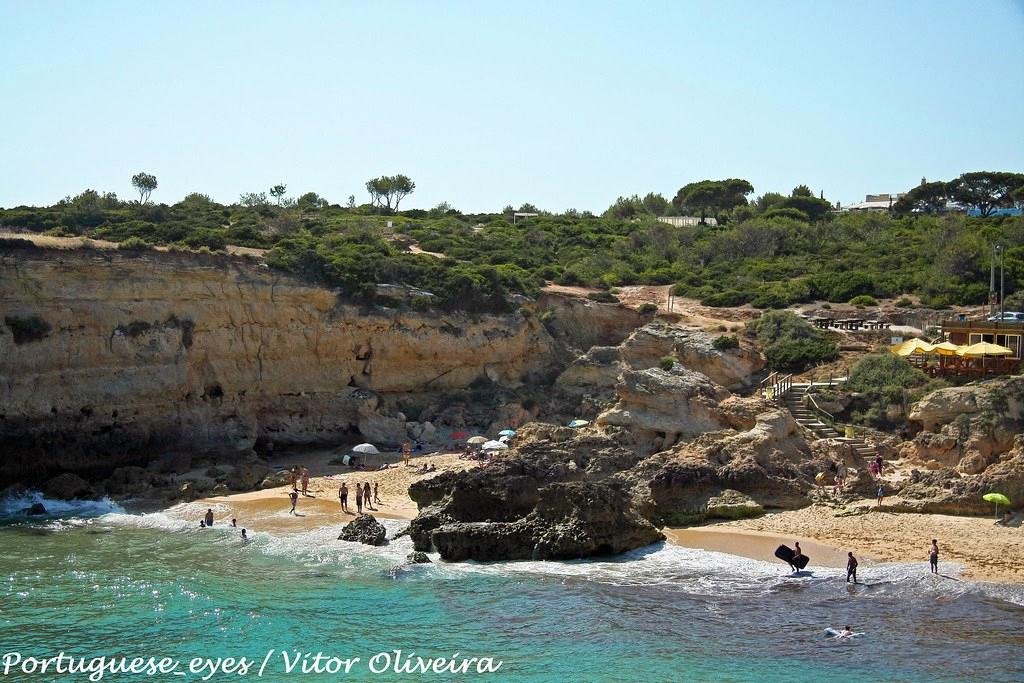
846;552;858;583
930;539;939;574
204;509;214;527
289;490;298;515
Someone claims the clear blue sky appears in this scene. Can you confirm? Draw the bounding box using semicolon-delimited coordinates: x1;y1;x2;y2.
2;0;1023;212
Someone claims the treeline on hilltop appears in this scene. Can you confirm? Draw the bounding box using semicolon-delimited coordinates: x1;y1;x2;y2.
1;171;1022;314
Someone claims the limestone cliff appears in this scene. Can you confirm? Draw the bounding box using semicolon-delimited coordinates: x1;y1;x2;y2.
0;247;557;485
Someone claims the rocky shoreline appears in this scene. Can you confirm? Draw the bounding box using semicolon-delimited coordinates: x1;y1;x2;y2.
3;246;1023;568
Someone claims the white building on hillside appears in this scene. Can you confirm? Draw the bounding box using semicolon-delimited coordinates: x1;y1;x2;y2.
657;215;718;227
839;193;906;212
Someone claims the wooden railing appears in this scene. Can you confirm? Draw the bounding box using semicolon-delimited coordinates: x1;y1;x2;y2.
805;391;835;424
761;372;793;401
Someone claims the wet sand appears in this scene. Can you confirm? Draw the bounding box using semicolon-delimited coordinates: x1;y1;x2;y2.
702;505;1024;584
664;526;872;569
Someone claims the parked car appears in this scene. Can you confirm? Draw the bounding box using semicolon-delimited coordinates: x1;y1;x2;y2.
986;311;1024;322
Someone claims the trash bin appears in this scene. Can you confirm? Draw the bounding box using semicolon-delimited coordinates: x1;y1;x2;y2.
844;426;855;439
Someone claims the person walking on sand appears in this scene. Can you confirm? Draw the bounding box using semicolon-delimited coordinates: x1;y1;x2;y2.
355;483;363;514
876;483;885;507
339;482;349;513
929;539;939;574
363;482;374;511
403;441;411;467
300;466;310;496
204;508;214;527
289;490;298;515
874;454;884;477
373;482;381;505
846;552;858;584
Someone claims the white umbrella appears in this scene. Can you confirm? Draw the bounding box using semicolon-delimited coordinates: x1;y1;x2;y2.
467;436;488;444
481;440;509;451
352;443;379;454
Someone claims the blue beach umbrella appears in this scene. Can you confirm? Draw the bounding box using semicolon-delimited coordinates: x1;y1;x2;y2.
498;429;517;437
567;419;590;428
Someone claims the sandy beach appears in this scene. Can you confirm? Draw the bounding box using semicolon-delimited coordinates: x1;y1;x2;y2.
186;453;479;534
187;456;1022;584
687;505;1024;584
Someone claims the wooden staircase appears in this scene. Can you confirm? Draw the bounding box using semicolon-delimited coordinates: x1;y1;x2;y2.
775;381;876;460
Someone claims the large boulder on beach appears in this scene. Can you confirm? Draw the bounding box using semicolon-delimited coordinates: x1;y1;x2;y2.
339;514;388;546
406;408;824;561
407;429;657;559
429;481;663;561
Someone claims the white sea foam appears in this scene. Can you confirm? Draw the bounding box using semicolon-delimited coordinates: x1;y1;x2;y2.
33;500;1024;607
0;490;124;519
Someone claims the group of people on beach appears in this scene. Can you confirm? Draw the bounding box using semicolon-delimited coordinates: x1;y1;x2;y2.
837;539;939;583
781;537;940;583
198;508;247;540
337;481;381;514
289;466;311;495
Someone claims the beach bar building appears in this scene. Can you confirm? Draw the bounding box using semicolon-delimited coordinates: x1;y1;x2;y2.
934;318;1023;376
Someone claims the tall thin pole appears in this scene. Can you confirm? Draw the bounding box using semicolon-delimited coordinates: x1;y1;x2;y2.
1000;245;1005;321
990;245;997;317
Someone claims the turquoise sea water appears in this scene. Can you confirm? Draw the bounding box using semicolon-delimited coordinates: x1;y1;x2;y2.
1;494;1023;683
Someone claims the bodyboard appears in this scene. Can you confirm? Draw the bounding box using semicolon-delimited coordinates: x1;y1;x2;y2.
774;544;795;563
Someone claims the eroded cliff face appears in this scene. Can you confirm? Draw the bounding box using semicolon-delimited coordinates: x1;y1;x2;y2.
0;248;557;484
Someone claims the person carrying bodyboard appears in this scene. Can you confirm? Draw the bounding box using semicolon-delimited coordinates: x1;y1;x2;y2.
774;542;810;572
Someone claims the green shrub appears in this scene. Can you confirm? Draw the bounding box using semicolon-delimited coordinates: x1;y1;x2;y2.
712;335;739;351
4;315;51;344
812;270;874;302
845;353;947;427
638;302;658;314
702;289;750;307
586;291;619;304
750;310;838;372
117;236;151;251
659;355;676;371
895;297;914;308
848;295;878;306
847;353;927;394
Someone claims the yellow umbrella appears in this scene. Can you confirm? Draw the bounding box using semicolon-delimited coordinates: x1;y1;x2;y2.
958;341;1014;357
928;341;961;356
890;338;932;356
